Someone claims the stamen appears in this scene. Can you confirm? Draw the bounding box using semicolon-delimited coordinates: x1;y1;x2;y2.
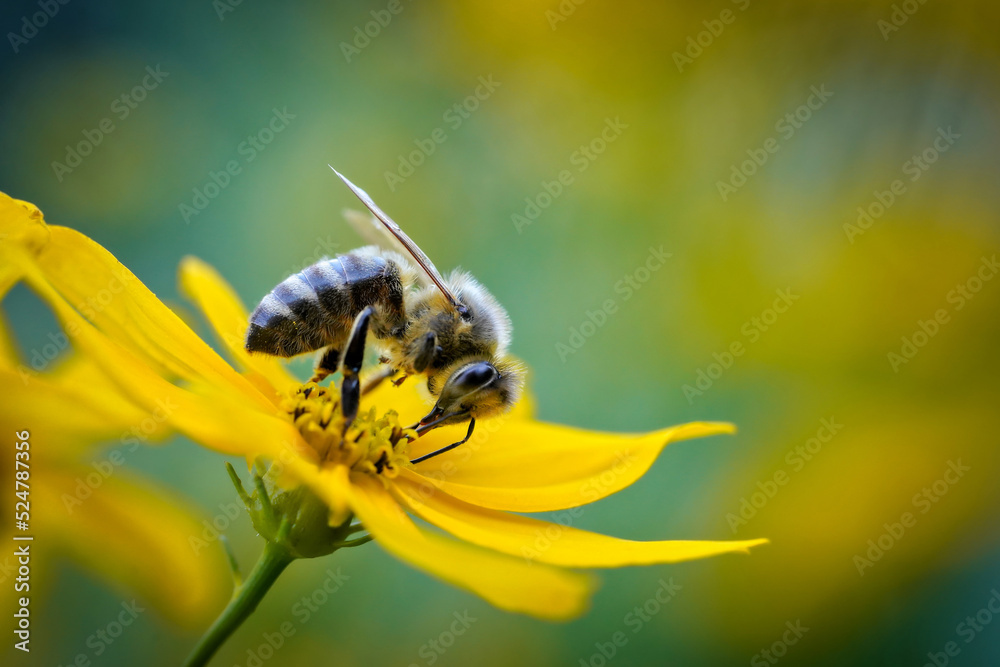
280;382;413;477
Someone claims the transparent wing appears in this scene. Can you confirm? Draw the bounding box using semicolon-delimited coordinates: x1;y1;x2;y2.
341;208;430;285
330;166;465;313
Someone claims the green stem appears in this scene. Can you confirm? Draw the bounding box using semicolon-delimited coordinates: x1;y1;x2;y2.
183;541;294;667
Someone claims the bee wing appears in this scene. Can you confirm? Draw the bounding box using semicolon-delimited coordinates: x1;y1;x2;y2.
330;166;465;313
341;208;431;286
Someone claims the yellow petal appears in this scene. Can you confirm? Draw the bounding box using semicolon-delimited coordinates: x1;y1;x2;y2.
11;250;307;461
0;310;18;368
345;474;594;620
0;192;49;250
29;226;273;412
410;421;737;512
392;470;767;567
0;358;167;456
34;468;231;628
0;193;50;296
178;255;299;401
303;463;353;527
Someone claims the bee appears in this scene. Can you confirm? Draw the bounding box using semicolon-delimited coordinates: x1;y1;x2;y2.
245;167;524;463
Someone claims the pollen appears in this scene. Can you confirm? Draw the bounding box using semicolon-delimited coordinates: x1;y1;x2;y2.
280;382;413;477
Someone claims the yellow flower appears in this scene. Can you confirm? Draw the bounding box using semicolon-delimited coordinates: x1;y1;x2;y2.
0;194;229;627
2;193;766;621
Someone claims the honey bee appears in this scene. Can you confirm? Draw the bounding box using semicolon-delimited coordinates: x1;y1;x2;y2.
245;167;523;463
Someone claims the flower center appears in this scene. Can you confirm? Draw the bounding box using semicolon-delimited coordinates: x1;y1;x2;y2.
280;382;412;477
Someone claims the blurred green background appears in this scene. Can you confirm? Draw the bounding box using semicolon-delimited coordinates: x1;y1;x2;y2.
2;0;999;665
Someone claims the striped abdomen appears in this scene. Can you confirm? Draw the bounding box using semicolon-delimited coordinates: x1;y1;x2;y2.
245;252;405;357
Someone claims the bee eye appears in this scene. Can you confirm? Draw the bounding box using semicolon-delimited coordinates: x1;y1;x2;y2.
453;362;497;390
456;303;472;321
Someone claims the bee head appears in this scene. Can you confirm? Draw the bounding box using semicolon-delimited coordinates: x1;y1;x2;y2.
415;357;524;432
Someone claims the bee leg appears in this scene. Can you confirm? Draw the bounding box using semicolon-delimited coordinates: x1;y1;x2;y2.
310;347;340;384
409;418;476;465
361;366;398;396
339;306;373;430
412;332;437;373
